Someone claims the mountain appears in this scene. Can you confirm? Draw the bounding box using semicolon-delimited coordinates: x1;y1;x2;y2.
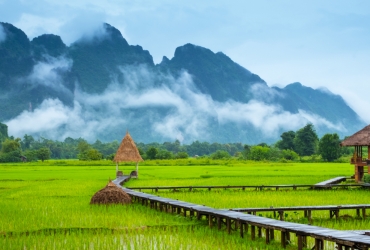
158;43;265;103
0;22;365;143
69;23;154;93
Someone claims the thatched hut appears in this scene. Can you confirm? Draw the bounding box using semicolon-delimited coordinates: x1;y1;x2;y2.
113;131;143;178
341;125;370;182
90;181;131;205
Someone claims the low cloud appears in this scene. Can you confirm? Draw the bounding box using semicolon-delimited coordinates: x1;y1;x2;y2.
0;24;6;42
5;65;345;143
249;83;285;102
60;14;108;45
25;56;73;93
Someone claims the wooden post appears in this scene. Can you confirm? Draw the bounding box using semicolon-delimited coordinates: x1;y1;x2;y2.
297;235;303;250
270;229;274;240
217;217;222;230
209;215;213;228
251;225;255;240
355;165;364;182
279;210;284;221
286;231;290;243
314;238;323;250
265;228;270;243
227;218;231;234
136;162;139;178
308;210;312;224
281;231;286;248
363;208;367;218
240;222;244;238
258;227;262;238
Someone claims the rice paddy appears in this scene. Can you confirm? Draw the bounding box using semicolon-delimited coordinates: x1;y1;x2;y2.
0;160;368;249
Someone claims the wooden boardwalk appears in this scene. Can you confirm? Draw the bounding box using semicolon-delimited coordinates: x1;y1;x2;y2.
126;183;368;192
229;204;370;223
314;176;347;187
114;176;370;250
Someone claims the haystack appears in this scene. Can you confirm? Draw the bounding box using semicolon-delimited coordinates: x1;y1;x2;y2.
90;181;131;205
113;131;143;178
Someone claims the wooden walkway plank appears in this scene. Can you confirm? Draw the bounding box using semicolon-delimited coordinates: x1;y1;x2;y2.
113;176;370;247
314;176;347;186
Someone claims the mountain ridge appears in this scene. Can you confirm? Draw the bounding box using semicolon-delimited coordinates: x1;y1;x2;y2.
0;22;364;143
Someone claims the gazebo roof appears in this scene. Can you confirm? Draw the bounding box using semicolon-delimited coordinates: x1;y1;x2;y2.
340;125;370;146
113;132;144;163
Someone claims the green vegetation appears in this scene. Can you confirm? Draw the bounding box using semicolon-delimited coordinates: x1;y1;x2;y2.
319;133;341;162
0;122;357;164
1;160;369;249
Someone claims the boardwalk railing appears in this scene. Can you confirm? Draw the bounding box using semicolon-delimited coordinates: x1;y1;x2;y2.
114;176;370;250
229;204;370;224
126;183;369;192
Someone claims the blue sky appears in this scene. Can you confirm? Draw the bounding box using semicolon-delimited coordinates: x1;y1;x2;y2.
1;0;370;122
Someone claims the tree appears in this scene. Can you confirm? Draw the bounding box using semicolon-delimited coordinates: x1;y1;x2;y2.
24;149;38;162
0;122;8;148
176;151;189;159
86;149;103;161
319;133;341;162
37;147;51;162
281;149;299;161
276;131;296;150
1;138;21;153
156;149;174;159
294;124;318;156
146;147;158;160
22;134;35;150
248;146;270;161
210;150;231;160
77;140;90;154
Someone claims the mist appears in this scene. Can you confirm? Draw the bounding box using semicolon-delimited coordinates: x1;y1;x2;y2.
5;62;344;143
0;23;6;42
25;56;73;93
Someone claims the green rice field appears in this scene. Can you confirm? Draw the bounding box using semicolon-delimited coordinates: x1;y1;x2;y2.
0;160;369;249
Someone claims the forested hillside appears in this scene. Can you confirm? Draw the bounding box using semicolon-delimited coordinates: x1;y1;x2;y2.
0;22;365;144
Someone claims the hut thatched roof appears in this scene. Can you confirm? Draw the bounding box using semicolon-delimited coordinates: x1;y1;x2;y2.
341;125;370;146
113;131;143;163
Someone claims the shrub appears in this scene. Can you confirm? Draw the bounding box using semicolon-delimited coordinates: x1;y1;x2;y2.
176;151;189;159
248;146;270;161
156;149;174;159
281;149;299;161
0;150;22;162
210;150;230;160
363;174;370;184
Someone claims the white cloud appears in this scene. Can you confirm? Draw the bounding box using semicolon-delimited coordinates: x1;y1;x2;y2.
60;14;108;45
20;56;73;94
5;65;345;143
14;14;64;40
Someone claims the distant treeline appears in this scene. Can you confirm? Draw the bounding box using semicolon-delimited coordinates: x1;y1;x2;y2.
0;122;354;163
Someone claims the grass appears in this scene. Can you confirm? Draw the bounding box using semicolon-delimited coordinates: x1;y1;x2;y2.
0;160;367;249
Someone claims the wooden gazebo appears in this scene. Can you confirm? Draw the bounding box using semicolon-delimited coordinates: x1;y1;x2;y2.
340;125;370;182
113;131;143;178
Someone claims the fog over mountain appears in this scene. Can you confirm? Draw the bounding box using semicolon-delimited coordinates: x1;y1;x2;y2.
0;22;365;144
